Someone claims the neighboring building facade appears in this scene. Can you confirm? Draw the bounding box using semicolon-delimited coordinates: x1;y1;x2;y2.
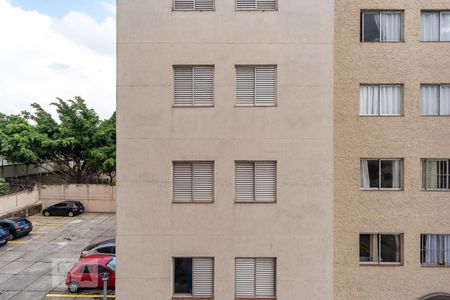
335;1;450;299
117;0;334;299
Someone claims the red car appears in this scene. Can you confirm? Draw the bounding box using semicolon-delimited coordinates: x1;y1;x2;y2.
65;256;116;293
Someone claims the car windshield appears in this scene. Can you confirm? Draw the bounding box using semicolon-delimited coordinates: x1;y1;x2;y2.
15;220;28;226
106;257;116;271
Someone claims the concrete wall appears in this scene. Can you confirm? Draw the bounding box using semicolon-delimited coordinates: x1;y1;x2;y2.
0;189;39;216
40;185;116;213
335;1;450;299
117;0;334;299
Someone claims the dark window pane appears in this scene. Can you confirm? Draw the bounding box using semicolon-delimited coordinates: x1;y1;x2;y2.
380;160;394;188
367;160;379;188
174;258;192;294
380;234;401;263
97;247;114;254
98;266;110;275
362;13;380;41
360;234;372;262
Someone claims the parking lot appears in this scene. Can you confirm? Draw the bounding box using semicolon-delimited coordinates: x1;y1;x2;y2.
0;213;115;300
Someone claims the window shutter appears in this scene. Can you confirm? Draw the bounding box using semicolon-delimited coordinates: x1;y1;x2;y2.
193;162;214;201
255;66;276;105
255;161;276;202
236;67;255;106
193;67;214;106
257;0;277;11
235;162;255;201
173;163;193;202
255;258;275;297
174;67;193;105
236;0;257;10
235;258;256;296
192;258;214;297
195;0;214;11
173;0;195;10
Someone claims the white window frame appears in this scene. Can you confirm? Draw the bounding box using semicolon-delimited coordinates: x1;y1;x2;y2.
420;85;450;116
359;233;403;265
361;11;404;42
235;0;278;11
359;84;403;116
360;158;403;190
172;257;214;297
173;161;214;203
421;159;450;190
421;234;450;266
421;11;450;42
173;65;215;107
172;0;215;11
235;161;277;203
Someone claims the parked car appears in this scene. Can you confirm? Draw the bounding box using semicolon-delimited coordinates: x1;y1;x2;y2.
66;256;116;293
80;239;115;258
42;200;84;217
0;218;32;240
0;228;10;246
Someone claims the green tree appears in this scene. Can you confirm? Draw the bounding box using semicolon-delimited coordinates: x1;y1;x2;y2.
0;177;9;195
0;97;116;184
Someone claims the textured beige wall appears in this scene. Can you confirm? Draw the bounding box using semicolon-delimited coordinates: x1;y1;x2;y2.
117;0;334;299
335;1;450;299
0;189;39;215
40;184;116;213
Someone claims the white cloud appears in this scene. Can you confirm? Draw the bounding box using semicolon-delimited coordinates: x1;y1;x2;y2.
0;0;116;119
102;1;116;16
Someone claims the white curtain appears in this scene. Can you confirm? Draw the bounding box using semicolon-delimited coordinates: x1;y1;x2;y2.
380;85;402;115
381;12;402;41
440;86;450;115
425;160;439;189
360;85;379;115
422;12;440;41
392;160;401;188
424;235;440;264
420;85;439;115
444;235;450;264
440;12;450;41
394;235;401;262
360;160;370;188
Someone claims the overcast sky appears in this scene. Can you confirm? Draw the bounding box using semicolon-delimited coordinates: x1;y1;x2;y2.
0;0;116;119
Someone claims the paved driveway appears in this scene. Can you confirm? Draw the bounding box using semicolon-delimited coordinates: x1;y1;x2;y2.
0;213;115;300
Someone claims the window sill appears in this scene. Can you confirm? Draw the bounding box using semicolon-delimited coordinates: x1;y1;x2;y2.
359;114;403;117
173;201;214;204
235;201;277;204
235;298;276;300
360;41;404;43
172;105;214;108
360;188;403;191
421;189;450;192
360;263;402;267
172;297;213;300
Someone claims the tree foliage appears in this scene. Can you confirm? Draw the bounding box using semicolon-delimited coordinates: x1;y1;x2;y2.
0;177;9;195
0;97;116;184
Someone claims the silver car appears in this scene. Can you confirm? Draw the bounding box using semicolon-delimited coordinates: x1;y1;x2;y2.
80;239;115;258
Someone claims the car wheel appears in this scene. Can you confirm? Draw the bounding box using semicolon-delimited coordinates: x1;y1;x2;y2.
7;233;14;241
68;281;79;293
68;212;74;217
44;211;50;217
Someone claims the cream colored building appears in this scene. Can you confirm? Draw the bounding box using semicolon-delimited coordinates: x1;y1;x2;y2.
335;1;450;299
116;0;334;299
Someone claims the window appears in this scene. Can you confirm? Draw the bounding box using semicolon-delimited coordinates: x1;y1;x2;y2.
421;234;450;266
174;257;214;297
361;11;403;42
81;265;94;274
97;246;115;254
360;159;402;189
98;266;111;275
173;0;214;11
420;85;450;116
173;162;214;202
235;258;276;297
174;66;214;106
422;11;450;41
360;85;402;115
422;159;450;190
360;234;402;264
235;161;276;202
236;0;277;11
236;66;277;106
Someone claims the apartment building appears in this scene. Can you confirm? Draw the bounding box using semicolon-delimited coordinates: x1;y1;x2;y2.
117;0;334;299
335;1;450;299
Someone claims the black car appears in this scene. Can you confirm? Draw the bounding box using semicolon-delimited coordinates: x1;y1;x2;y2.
0;218;32;240
43;201;85;217
0;228;10;246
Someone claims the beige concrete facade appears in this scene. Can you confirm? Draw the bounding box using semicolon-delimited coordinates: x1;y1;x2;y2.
335;1;450;299
116;0;334;299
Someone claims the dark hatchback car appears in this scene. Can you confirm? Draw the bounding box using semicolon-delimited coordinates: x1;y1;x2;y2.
0;218;32;240
0;228;10;246
81;239;115;258
43;201;84;217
